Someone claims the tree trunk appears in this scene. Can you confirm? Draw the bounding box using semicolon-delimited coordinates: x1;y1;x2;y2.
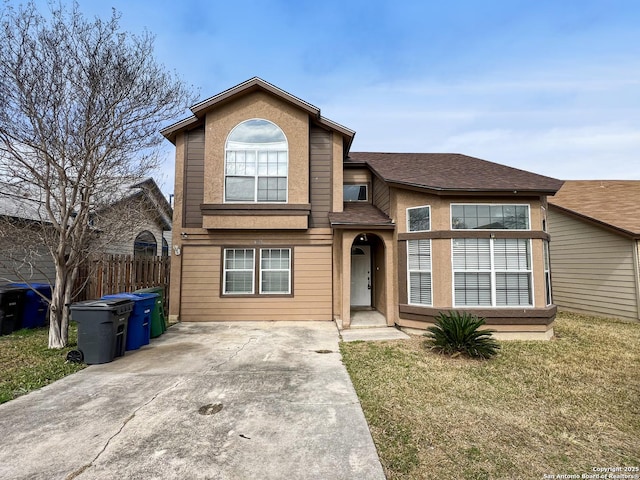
48;262;68;349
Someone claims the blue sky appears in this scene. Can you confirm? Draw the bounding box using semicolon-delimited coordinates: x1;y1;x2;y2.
7;0;640;193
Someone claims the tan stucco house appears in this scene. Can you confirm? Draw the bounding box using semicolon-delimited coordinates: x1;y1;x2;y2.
548;181;640;321
162;78;564;339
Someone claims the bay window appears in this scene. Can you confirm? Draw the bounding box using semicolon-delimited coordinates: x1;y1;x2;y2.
452;204;529;230
453;238;532;307
407;205;431;232
408;239;432;305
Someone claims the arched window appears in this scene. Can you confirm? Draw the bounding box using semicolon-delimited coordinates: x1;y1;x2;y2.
134;231;157;257
225;119;288;203
162;237;169;257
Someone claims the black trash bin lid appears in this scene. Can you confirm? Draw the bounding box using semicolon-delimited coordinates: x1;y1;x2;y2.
69;299;134;316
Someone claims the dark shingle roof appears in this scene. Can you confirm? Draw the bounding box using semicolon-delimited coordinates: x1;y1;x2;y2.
548;180;640;237
329;203;394;228
349;152;563;194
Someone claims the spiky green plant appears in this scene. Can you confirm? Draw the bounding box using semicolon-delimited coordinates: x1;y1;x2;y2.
425;311;500;359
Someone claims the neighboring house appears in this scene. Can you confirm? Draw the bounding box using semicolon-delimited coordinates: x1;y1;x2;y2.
547;181;640;321
0;178;172;284
102;178;173;258
162;77;564;339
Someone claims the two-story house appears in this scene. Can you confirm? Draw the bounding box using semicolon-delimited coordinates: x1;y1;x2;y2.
162;78;563;339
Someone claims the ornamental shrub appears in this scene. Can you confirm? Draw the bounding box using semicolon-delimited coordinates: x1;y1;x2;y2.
425;311;500;359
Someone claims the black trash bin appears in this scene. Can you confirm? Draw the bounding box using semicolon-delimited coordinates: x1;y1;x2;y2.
8;283;52;329
0;286;27;336
69;299;133;364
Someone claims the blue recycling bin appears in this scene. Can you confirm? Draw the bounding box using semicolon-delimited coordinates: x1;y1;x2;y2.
101;293;157;351
8;283;52;329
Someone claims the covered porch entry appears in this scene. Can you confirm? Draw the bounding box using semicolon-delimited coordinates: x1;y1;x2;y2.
338;229;395;328
330;203;396;329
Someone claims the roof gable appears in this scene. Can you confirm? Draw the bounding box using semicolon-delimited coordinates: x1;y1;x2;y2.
548;180;640;237
161;77;355;150
350;152;564;195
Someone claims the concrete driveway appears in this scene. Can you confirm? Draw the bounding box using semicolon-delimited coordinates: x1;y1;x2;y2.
0;322;385;480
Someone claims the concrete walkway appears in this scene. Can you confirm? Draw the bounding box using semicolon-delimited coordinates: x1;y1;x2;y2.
0;322;385;480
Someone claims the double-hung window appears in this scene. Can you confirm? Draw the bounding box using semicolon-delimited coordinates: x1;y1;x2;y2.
225;119;288;203
223;249;255;294
223;247;291;295
260;248;291;294
407;239;432;305
453;238;532;307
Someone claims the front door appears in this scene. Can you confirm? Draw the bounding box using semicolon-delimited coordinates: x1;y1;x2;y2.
350;245;371;306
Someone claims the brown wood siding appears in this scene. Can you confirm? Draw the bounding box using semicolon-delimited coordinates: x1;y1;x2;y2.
184;126;205;228
180;244;333;321
372;176;390;214
548;208;639;320
309;127;332;228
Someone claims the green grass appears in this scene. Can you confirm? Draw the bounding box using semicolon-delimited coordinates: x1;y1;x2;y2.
0;324;86;404
340;312;640;479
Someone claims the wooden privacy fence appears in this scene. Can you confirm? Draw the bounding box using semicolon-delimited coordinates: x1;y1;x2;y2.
76;254;170;311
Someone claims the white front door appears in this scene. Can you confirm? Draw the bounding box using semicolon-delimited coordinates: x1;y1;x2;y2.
350;245;371;306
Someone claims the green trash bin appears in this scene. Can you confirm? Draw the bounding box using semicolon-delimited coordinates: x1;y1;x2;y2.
134;286;166;337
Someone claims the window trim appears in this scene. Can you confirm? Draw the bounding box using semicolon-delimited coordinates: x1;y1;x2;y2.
450;203;531;231
134;230;158;257
407;205;431;233
223;118;289;204
451;238;534;308
543;240;552;306
222;248;255;295
259;248;292;295
407;239;433;306
221;247;294;297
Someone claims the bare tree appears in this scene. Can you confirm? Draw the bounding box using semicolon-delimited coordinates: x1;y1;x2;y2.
0;1;194;348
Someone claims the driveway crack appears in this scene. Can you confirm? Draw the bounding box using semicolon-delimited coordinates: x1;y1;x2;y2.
67;337;256;479
65;378;185;480
202;337;257;374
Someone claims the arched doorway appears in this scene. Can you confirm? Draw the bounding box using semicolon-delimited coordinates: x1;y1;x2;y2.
349;232;387;326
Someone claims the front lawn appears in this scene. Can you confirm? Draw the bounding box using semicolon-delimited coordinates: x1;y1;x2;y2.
341;312;640;479
0;324;85;404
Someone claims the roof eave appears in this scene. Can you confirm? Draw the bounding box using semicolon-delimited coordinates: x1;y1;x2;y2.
548;203;640;239
385;180;560;196
330;222;396;230
316;116;356;155
191;77;320;117
160;115;200;144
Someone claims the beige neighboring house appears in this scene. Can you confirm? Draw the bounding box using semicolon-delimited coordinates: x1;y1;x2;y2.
547;181;640;321
163;77;564;339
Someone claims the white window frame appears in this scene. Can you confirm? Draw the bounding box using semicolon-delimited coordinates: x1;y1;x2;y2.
543;240;552;306
259;248;291;295
407;239;432;306
452;238;533;307
222;248;255;295
450;204;531;231
407;205;431;233
224;119;288;204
